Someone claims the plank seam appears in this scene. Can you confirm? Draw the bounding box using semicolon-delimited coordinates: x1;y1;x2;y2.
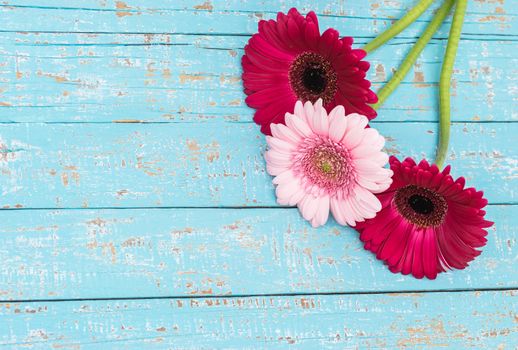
3;287;516;304
0;121;516;125
0;203;513;211
0;29;516;40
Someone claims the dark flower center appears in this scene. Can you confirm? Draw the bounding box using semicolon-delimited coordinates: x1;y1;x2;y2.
302;66;327;93
408;194;434;215
289;52;337;105
394;185;447;228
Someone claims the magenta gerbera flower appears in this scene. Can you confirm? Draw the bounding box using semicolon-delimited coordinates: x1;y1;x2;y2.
356;156;493;280
242;8;377;135
265;99;392;227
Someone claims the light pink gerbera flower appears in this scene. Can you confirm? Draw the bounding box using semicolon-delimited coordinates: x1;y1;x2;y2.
265;99;393;227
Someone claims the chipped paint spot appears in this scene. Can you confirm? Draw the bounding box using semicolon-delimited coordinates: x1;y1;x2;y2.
414;71;424;83
189;288;213;295
61;173;69;186
478;15;507;23
219;75;241;85
207;150;220;162
115;1;133;17
121;237;145;248
474;0;504;4
146;62;157;77
36;70;69;83
179;74;207;83
186;139;200;151
117;189;129;197
86;218;107;227
375;64;386;82
162;68;172;79
193;1;213;10
0;141;20;162
113;119;143;123
299;298;316;309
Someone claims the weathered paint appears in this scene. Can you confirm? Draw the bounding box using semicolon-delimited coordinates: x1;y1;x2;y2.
1;291;516;349
0;206;515;300
0;34;515;123
0;0;514;35
0;0;516;347
0;122;515;209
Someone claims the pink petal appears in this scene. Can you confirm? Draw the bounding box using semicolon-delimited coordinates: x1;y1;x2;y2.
303;100;315;125
311;195;330;227
330;196;346;226
298;194;319;222
288;187;306;206
266;135;296;153
272;169;296;185
276;179;301;204
285;113;312;138
271;123;301;144
311;99;329;135
354;186;382;213
328;106;347;142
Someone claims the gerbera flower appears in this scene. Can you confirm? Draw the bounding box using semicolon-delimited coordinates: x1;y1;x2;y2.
265;99;392;227
243;8;377;135
356;157;493;280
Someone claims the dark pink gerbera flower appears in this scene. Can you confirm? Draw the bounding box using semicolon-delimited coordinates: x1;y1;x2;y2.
356;156;493;280
242;8;377;135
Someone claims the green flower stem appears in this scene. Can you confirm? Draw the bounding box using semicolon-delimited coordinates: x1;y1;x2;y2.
371;0;455;110
362;0;435;54
435;0;467;168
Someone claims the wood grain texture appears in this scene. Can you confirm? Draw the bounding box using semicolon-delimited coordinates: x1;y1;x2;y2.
0;0;516;347
0;122;516;209
1;291;516;349
1;32;515;123
0;0;515;36
0;206;515;300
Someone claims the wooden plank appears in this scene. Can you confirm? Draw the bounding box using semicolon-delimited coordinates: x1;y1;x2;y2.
0;0;514;36
1;291;516;349
0;122;515;209
0;205;514;300
3;0;516;19
1;32;515;123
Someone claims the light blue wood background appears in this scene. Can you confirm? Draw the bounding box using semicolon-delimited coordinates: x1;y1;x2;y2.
0;0;516;348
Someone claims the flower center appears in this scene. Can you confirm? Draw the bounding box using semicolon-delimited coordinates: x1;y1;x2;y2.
289;52;337;105
302;66;327;94
408;194;434;215
320;161;333;174
292;137;354;195
394;185;447;228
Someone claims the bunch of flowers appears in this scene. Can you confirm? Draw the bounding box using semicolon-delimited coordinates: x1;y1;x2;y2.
242;0;492;279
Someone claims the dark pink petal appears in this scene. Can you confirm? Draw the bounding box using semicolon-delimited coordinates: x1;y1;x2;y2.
422;228;439;279
411;232;425;279
246;87;295;108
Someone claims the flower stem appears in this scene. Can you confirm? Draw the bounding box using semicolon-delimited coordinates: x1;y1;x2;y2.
362;0;435;54
371;0;455;110
435;0;467;169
